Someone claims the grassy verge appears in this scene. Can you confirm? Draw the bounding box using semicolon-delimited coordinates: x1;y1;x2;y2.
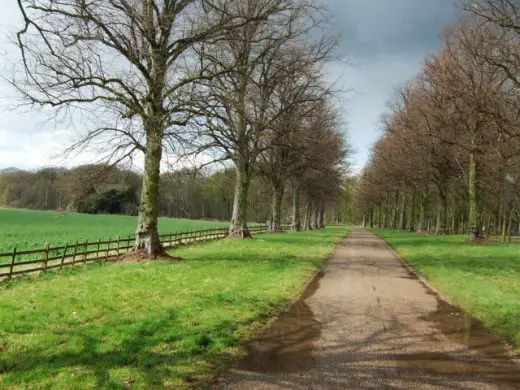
0;226;347;389
373;229;520;350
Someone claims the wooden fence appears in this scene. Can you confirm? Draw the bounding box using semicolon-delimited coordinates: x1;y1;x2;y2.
0;224;289;280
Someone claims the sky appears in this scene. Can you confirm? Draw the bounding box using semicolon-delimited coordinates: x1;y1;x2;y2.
0;0;461;172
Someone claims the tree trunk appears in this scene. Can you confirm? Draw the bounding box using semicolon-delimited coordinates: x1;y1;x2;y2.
392;191;399;228
442;191;448;234
292;181;301;231
311;203;319;229
418;194;426;232
369;208;374;228
229;158;251;238
318;199;325;228
451;215;456;235
135;135;162;259
502;207;510;243
468;149;481;240
435;198;442;235
304;201;312;230
407;190;416;232
270;181;284;232
399;194;407;230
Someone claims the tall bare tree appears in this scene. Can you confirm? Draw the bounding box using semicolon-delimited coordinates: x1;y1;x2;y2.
193;0;335;237
14;0;253;257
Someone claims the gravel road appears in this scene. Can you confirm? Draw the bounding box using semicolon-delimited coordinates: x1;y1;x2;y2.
213;228;520;389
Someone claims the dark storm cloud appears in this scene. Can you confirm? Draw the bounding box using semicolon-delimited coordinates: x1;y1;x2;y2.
321;0;462;171
326;0;461;61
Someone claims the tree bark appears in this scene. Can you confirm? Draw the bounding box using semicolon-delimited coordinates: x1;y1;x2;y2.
318;199;325;228
270;181;284;232
311;203;319;229
292;181;301;231
399;194;407;230
304;201;312;230
229;158;251;238
468;149;481;240
502;207;509;242
418;194;426;232
135;134;163;259
407;190;416;232
392;191;400;228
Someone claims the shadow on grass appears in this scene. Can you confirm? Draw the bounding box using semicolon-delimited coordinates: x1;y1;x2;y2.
0;306;269;388
0;228;348;388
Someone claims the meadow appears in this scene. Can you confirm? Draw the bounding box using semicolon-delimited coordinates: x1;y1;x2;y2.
0;208;227;253
373;229;520;350
0;226;347;389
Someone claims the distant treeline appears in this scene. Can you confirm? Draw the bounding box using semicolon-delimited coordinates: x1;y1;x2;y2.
0;164;282;222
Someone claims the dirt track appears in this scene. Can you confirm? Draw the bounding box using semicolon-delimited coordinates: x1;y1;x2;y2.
213;228;520;389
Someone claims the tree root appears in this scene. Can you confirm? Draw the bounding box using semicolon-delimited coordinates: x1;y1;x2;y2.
118;250;182;262
228;228;253;239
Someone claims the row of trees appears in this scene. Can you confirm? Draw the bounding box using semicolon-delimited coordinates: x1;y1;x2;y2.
356;0;520;241
15;0;349;257
0;165;141;214
1;163;348;226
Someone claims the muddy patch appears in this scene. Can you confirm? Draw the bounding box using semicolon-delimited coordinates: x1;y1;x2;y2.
236;271;324;373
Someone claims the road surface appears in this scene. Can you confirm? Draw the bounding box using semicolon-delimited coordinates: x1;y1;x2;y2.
213;228;520;389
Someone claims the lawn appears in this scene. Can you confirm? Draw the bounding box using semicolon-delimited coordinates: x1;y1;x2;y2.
373;229;520;350
0;226;347;389
0;208;227;253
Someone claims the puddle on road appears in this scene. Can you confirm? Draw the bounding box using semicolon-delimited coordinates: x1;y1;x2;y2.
398;270;520;383
237;271;324;373
421;287;514;360
401;269;513;359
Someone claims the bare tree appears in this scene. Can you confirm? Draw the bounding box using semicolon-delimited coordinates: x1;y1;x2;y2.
193;0;334;237
256;47;333;232
14;0;252;257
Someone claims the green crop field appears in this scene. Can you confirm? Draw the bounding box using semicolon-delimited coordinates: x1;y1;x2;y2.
0;208;227;253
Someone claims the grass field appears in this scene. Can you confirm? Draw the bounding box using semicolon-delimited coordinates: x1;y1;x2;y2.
0;226;347;389
0;208;227;253
373;229;520;350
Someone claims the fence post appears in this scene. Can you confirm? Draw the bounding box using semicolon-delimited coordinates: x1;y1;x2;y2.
105;240;110;262
128;234;131;252
60;243;68;269
116;236;120;256
97;238;101;259
72;241;78;265
84;240;88;264
9;247;16;279
43;243;50;272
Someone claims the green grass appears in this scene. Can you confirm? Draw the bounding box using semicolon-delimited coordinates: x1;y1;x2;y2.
373;229;520;350
0;226;347;389
0;208;227;253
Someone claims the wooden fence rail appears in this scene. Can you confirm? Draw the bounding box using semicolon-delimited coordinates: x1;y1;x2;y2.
0;224;291;280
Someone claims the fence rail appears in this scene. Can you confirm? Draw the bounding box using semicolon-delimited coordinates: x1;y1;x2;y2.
0;224;290;280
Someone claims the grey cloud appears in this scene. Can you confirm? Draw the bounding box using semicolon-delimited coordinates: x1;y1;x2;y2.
325;0;461;61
